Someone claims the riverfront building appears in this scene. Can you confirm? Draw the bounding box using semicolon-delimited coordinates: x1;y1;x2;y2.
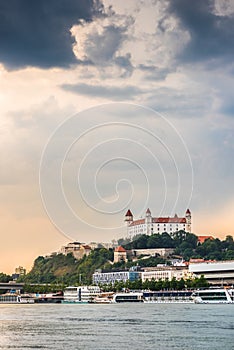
93;269;141;285
141;267;190;282
189;260;234;285
92;266;190;285
125;208;191;239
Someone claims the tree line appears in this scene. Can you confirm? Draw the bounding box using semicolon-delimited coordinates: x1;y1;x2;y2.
100;275;209;292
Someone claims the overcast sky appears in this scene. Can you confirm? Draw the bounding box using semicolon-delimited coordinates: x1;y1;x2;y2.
1;0;234;273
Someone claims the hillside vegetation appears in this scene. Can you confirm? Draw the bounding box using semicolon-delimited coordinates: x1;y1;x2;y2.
124;232;234;261
20;248;113;285
15;232;234;287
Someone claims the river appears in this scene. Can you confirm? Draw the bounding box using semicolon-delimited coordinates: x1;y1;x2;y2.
0;303;233;349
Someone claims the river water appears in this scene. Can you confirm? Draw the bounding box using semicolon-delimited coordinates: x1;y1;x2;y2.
0;303;233;350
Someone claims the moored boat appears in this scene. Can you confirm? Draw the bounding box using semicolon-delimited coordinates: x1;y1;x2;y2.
34;291;63;303
143;290;193;303
91;292;114;304
112;292;144;303
62;285;101;303
0;293;34;304
191;288;234;304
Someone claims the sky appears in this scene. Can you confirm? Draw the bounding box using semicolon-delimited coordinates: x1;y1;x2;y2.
1;0;234;273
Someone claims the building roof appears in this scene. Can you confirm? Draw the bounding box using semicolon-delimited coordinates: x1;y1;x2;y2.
115;246;126;253
189;258;206;263
186;209;191;214
153;217;187;224
129;216;186;226
197;235;214;244
125;209;133;217
82;245;91;250
129;219;145;226
189;260;234;273
146;208;151;215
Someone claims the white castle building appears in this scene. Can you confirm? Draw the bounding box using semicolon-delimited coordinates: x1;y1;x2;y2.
125;208;191;239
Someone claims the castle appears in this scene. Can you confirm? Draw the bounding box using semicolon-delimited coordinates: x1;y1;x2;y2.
125;208;191;239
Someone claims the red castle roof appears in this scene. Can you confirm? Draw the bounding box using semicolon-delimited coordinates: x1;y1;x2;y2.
125;209;133;217
129;219;145;226
115;246;126;253
197;236;214;244
153;217;186;224
129;217;186;226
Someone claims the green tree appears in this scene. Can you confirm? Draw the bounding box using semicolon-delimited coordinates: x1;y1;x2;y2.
0;272;11;283
176;278;185;290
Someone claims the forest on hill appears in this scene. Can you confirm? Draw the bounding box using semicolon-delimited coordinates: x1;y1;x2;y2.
123;231;234;261
18;248;114;285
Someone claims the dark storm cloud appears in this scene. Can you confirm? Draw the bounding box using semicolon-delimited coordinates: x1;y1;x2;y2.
0;0;103;70
61;82;142;100
168;0;234;63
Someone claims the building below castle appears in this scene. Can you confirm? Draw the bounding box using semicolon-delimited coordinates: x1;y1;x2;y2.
114;246;127;263
60;242;91;260
125;208;191;239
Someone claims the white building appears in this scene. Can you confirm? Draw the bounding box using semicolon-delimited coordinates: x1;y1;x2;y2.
93;270;141;285
125;208;191;239
141;267;189;282
88;241;118;250
189;260;234;285
131;248;174;258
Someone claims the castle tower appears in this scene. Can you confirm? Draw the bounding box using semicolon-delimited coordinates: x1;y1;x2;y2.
124;209;133;226
114;246;127;263
145;208;152;235
185;209;191;233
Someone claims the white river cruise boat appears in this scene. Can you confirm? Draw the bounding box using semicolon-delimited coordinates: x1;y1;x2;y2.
0;293;35;304
63;286;101;303
191;288;234;304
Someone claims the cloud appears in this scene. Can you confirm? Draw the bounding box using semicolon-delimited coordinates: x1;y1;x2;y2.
72;11;134;77
0;0;103;70
82;23;134;76
138;64;172;81
61;82;143;100
168;0;234;63
84;24;127;63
